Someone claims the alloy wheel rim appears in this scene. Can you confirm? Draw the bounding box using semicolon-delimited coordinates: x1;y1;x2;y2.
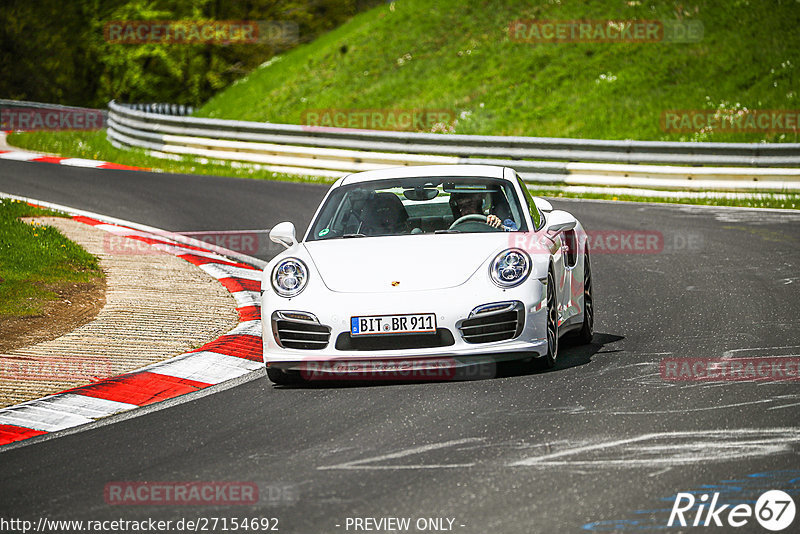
584;260;593;330
547;271;557;359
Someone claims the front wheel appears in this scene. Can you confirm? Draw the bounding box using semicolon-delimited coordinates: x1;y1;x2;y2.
537;268;559;369
575;253;594;344
266;366;305;385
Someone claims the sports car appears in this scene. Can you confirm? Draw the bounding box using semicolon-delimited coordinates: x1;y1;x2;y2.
260;164;593;384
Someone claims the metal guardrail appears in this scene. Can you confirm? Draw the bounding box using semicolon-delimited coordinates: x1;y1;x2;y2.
1;99;108;129
123;102;194;116
0;98;108;114
106;100;800;191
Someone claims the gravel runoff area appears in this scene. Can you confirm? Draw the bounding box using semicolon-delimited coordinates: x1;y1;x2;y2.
0;217;239;408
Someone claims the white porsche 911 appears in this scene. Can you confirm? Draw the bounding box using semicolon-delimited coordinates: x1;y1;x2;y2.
260;164;593;384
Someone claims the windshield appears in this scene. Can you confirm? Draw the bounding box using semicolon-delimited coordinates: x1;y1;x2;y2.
306;176;528;241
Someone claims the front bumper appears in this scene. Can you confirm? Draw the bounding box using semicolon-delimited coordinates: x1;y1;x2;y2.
261;276;548;369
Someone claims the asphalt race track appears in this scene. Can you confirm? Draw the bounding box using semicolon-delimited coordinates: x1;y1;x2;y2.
2;160;799;533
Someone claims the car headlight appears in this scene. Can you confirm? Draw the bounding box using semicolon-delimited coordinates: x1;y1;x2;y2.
272;258;309;297
490;249;530;288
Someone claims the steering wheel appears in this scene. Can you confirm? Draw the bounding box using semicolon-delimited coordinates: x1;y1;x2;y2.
449;214;487;229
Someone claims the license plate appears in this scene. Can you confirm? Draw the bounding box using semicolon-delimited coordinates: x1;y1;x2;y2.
350;313;436;336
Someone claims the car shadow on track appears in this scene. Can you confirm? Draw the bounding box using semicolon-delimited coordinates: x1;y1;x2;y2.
496;332;625;378
270;332;625;389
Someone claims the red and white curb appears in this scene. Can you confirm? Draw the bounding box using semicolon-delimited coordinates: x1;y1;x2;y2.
0;134;145;171
0;196;266;448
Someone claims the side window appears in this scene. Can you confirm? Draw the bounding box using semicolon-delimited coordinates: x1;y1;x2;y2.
515;173;542;230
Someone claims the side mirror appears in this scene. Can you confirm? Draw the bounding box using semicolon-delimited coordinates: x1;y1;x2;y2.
269;221;297;249
533;197;553;212
546;210;577;235
547;220;576;234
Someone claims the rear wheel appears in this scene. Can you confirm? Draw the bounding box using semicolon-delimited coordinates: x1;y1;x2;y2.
576;253;594;344
537;268;559;369
266;366;305;385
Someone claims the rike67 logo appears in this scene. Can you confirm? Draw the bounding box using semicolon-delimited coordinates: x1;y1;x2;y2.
669;490;796;531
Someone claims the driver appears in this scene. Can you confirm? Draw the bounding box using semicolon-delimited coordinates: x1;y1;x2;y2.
449;192;517;230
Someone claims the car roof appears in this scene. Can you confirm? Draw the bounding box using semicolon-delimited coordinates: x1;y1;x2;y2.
338;164;511;186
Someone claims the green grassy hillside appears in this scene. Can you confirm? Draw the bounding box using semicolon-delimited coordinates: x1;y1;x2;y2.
197;0;799;143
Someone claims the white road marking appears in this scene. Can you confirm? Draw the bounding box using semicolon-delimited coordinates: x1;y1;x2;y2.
318;438;485;470
722;345;800;359
572;397;796;415
509;428;800;467
767;402;800;411
647;467;672;477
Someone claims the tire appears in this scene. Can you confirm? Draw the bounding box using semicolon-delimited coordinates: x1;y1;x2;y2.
537;268;559;369
266;366;305;385
576;253;594;344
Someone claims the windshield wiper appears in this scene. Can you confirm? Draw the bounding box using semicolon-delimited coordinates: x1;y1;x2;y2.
434;229;460;234
342;233;367;238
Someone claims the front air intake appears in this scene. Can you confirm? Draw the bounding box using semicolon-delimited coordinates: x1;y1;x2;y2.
272;311;331;350
458;301;524;344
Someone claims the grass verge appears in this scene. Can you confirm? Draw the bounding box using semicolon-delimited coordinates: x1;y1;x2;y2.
0;199;104;317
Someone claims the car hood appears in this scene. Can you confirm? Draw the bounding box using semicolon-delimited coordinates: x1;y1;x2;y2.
303;234;508;293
